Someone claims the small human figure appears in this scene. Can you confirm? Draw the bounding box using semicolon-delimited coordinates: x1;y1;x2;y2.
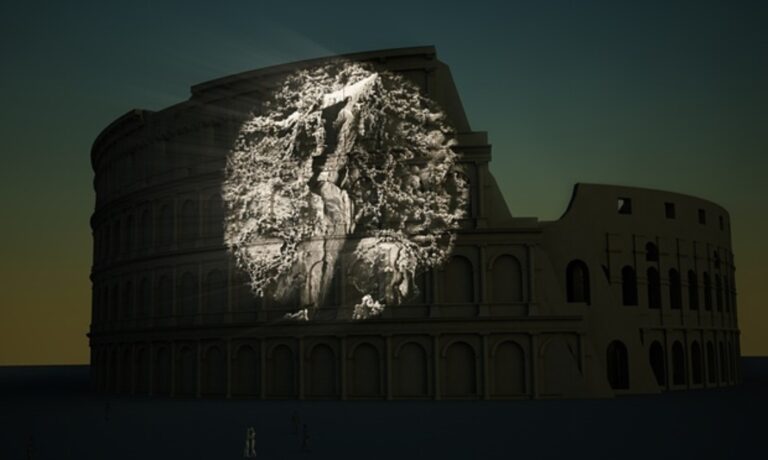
26;434;34;460
243;426;257;458
301;424;310;452
291;410;300;435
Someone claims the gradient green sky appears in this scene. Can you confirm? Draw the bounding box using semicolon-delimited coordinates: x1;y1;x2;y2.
1;0;766;364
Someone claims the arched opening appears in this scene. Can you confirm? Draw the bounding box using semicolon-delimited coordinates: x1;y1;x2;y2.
706;341;716;384
178;272;198;320
175;346;197;397
154;346;171;396
606;340;629;390
233;345;260;397
491;255;523;303
669;269;682;310
308;344;338;398
621;266;638;306
204;269;228;323
647;267;661;309
121;281;133;320
350;343;381;397
138;277;151;319
645;242;659;262
493;341;525;396
443;342;476;397
691;342;703;384
202;346;226;397
125;214;134;254
179;199;198;245
444;256;474;303
724;276;731;312
566;260;590;304
268;345;296;397
672;341;686;386
155;275;173;320
728;342;736;382
715;275;723;312
719;342;727;382
205;195;224;239
158;204;173;248
649;341;666;386
140;209;152;250
135;348;150;395
703;272;712;310
395;342;428;397
688;270;699;310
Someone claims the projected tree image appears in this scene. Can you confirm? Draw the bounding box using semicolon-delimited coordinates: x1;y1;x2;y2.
223;62;468;319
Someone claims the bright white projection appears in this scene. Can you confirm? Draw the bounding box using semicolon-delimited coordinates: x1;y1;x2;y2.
223;62;468;320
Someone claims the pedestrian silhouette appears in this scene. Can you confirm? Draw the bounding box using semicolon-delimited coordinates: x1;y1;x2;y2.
301;424;310;452
243;426;257;458
26;434;34;460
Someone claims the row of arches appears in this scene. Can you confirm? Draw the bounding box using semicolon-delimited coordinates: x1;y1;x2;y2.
648;338;739;388
565;260;736;312
94;253;528;325
621;267;734;312
93;338;532;399
94;194;224;263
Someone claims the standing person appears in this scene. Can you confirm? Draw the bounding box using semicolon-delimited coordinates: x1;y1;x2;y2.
243;426;257;458
301;424;309;452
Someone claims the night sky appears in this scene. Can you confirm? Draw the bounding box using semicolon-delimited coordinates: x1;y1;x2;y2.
1;0;766;364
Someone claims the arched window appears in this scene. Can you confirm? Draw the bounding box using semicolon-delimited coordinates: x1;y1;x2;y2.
645;242;659;262
124;214;134;255
269;344;296;397
649;341;666;386
396;342;428;397
202;346;226;397
158;204;173;248
233;345;260;397
715;275;723;312
724;276;731;312
140;209;152;250
155;275;173;319
688;270;699;310
175;346;197;397
443;342;477;397
350;343;381;397
669;269;682;310
691;342;703;384
566;260;590;304
178;272;198;318
703;272;712;310
672;341;686;385
621;266;638;306
204;269;228;320
308;344;338;397
138;277;151;318
493;341;525;396
121;281;133;320
647;267;661;309
179;199;198;245
719;342;727;382
444;256;474;303
606;341;629;389
706;341;716;384
491;255;523;303
204;195;224;238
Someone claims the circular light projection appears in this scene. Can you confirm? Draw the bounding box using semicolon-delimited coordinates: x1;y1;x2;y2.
223;61;468;319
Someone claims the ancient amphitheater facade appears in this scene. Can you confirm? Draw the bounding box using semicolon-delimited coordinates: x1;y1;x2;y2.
89;46;741;399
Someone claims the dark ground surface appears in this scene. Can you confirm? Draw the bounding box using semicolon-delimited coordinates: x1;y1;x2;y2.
1;359;766;460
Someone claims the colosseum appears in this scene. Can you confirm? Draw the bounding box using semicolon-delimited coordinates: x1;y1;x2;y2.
88;46;741;399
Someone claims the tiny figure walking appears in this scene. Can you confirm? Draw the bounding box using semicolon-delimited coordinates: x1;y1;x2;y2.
291;410;300;435
26;434;34;460
243;426;257;458
301;424;310;452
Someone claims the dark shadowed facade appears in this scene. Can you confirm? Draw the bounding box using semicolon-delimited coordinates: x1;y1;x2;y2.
88;46;740;399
